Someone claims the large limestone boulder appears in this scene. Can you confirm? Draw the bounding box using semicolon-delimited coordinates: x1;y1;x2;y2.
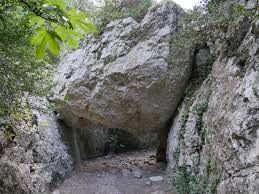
54;1;190;136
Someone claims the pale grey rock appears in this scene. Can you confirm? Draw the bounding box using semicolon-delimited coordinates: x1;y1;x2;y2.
240;0;258;9
122;169;131;177
145;180;152;186
166;102;183;172
53;1;189;138
167;14;259;194
207;31;259;193
52;190;60;194
0;161;31;194
149;176;164;182
151;191;165;194
133;169;142;178
0;97;73;194
130;165;141;171
104;155;112;159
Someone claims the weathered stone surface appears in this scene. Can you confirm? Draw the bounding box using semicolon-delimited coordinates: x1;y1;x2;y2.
54;1;189;137
167;13;259;194
0;97;73;193
0;161;31;194
122;168;131;177
133;169;142;178
208;35;259;193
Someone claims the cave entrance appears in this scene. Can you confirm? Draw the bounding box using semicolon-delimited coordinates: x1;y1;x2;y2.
63;125;159;162
78;128;159;161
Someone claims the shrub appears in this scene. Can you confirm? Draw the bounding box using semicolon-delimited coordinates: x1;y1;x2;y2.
91;0;153;32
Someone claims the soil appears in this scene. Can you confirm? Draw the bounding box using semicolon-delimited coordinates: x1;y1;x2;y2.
53;150;175;194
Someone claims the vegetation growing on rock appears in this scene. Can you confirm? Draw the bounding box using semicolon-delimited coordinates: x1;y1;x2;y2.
76;0;153;32
0;0;258;193
168;0;259;194
0;0;96;115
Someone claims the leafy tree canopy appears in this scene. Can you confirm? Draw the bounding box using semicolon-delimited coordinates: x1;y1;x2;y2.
75;0;153;32
0;0;97;116
0;0;97;58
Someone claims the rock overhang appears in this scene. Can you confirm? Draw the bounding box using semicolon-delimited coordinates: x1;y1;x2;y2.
53;1;191;136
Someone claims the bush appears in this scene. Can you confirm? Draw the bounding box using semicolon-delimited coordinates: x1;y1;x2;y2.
91;0;153;32
174;163;221;194
0;6;54;116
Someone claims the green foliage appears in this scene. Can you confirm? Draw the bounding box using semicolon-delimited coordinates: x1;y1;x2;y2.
174;161;222;194
234;3;259;18
173;0;258;56
178;82;198;146
172;146;180;161
31;27;61;58
53;94;70;111
90;0;153;32
193;100;208;127
193;100;209;144
199;0;227;12
174;166;190;194
0;0;96;117
176;84;196;161
0;6;54;115
1;0;97;58
39;120;49;127
179;108;189;144
171;0;243;52
0;102;38;153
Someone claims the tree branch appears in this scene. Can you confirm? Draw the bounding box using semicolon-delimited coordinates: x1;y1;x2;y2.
19;0;60;24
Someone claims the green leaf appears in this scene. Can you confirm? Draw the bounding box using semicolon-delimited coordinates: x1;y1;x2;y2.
67;36;79;48
67;9;97;33
31;27;47;45
55;25;83;48
28;15;44;27
36;35;47;58
31;27;61;58
31;27;48;58
47;31;60;55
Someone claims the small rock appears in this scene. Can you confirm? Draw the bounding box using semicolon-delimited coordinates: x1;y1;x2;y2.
145;181;152;186
109;169;119;174
122;169;131;176
151;191;165;194
149;176;164;182
130;165;140;171
133;170;142;178
104;155;112;159
52;190;60;194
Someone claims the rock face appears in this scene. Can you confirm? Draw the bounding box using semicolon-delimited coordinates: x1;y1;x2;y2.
0;97;73;193
54;2;190;137
167;3;259;193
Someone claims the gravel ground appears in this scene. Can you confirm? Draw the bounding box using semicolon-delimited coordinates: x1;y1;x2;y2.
53;150;175;194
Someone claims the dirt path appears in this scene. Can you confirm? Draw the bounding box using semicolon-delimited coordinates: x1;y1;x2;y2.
53;150;175;194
